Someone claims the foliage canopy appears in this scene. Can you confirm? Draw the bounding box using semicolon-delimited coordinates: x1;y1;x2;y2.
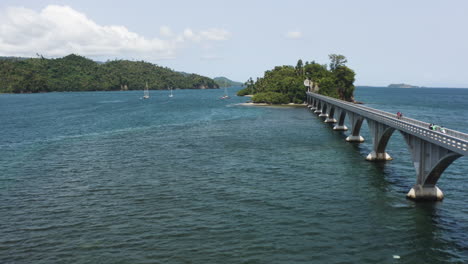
237;54;356;104
213;77;242;87
0;54;219;93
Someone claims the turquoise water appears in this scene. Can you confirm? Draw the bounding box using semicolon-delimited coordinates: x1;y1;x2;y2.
1;87;467;263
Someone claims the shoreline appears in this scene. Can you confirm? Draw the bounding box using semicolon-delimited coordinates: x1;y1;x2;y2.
237;102;307;107
0;87;219;94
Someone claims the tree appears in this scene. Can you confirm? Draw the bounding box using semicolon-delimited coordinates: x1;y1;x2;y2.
304;63;329;82
328;54;348;71
295;59;304;76
333;65;355;101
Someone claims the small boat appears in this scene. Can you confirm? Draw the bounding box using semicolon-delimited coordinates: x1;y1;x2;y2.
169;87;173;98
143;82;150;99
220;87;230;99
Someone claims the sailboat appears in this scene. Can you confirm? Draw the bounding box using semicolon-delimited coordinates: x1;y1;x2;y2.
220;87;230;99
169;87;173;98
143;82;150;99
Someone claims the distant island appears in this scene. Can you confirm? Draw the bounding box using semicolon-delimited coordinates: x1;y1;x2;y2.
387;83;419;88
213;77;242;87
0;54;219;93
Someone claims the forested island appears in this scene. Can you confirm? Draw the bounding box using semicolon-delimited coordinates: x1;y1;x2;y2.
387;83;419;88
0;54;219;93
213;77;242;87
237;54;356;104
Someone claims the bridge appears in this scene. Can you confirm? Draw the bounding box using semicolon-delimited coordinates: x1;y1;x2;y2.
306;91;468;201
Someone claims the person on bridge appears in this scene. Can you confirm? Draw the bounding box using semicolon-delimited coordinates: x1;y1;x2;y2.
396;112;402;119
433;125;439;131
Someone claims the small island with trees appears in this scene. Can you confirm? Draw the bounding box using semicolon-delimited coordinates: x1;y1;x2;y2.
387;83;419;88
0;54;219;93
237;54;356;104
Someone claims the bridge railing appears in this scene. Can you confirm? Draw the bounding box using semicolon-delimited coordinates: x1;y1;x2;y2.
307;92;468;154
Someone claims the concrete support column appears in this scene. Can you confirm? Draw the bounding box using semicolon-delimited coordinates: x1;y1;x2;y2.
401;132;462;201
366;120;394;161
333;108;348;131
345;112;364;142
310;98;317;110
324;105;337;123
314;101;322;114
307;94;314;109
318;103;328;118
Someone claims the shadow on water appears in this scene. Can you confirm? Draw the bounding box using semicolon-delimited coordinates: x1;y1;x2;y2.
404;202;468;263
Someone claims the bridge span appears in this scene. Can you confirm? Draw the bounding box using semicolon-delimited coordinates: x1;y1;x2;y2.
306;91;467;201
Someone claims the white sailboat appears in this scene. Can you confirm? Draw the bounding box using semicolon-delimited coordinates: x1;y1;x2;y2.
143;82;150;99
220;87;230;99
169;87;173;98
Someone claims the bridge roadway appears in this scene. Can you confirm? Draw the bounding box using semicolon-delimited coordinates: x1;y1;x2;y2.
306;91;467;201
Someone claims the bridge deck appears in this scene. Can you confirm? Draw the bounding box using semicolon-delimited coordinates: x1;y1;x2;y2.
307;92;468;156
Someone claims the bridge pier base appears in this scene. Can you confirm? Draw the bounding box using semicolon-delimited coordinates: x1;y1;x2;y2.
318;113;328;118
346;135;364;142
324;117;337;123
366;151;392;161
333;125;348;131
407;185;444;201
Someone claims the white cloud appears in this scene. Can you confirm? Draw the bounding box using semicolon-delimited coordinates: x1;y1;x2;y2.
0;5;231;60
182;28;200;42
200;54;223;61
159;26;174;38
285;30;302;39
200;28;231;41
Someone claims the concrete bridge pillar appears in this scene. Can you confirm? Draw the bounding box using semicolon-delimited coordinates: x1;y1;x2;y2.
307;95;314;109
402;132;462;201
333;108;348;131
366;120;394;161
324;104;337;123
345;112;364;142
318;103;328;118
309;97;317;110
314;100;322;114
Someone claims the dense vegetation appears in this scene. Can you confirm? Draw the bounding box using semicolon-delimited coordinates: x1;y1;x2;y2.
0;54;219;93
213;77;243;87
237;54;356;104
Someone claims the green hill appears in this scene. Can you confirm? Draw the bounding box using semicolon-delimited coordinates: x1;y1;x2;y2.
0;54;219;93
213;76;243;87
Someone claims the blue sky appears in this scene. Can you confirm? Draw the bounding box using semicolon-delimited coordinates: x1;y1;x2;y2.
1;0;467;87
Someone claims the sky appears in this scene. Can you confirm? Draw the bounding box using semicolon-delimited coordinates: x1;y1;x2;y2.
0;0;467;87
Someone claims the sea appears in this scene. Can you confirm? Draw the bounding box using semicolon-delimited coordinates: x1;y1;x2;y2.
1;87;467;263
